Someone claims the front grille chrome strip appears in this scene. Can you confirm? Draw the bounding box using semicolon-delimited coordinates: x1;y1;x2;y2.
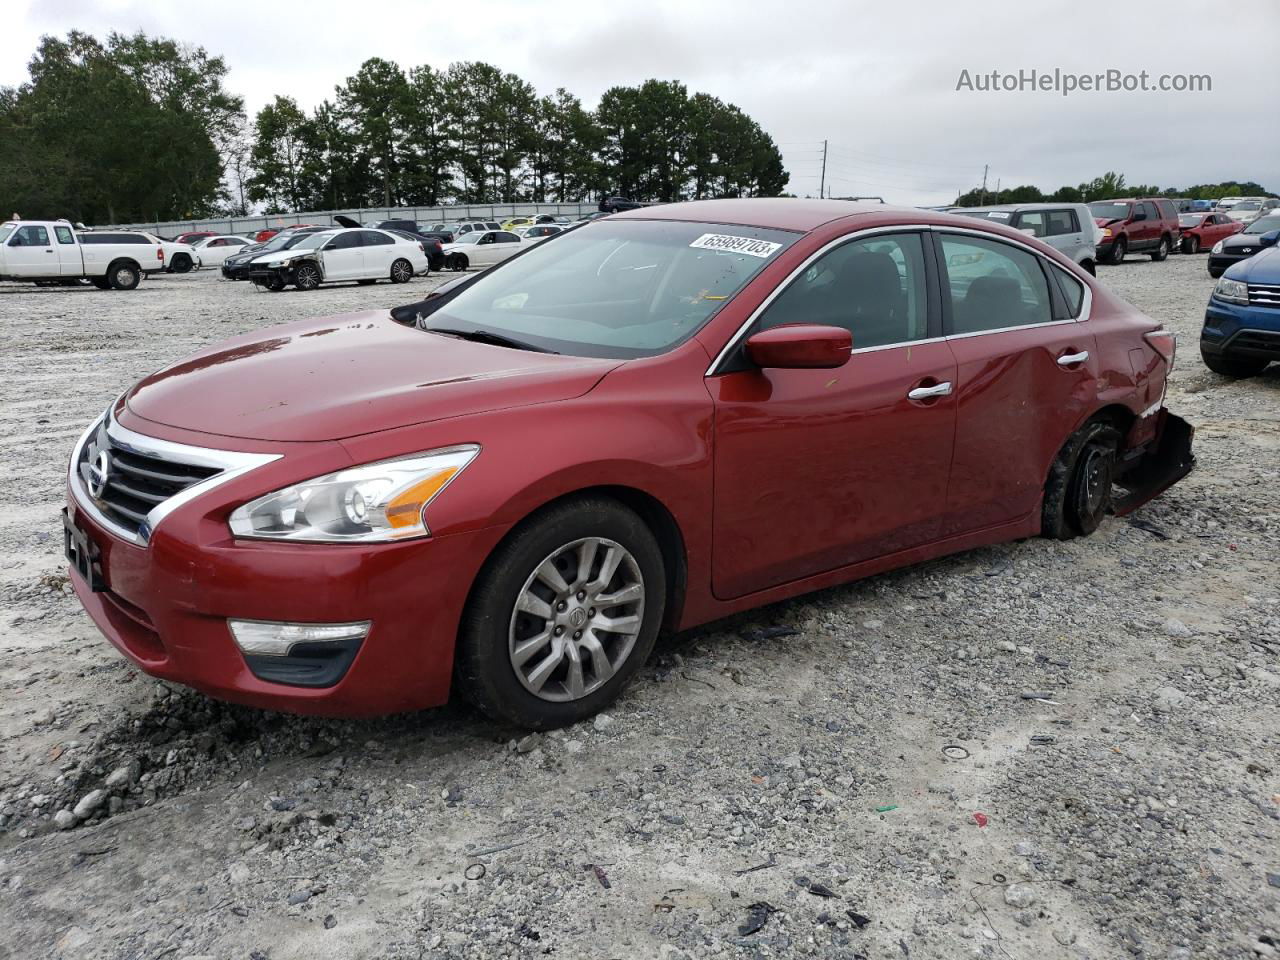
68;401;281;546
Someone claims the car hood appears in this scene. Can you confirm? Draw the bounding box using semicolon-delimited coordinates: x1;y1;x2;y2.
125;311;619;442
1093;217;1123;227
1224;246;1280;282
1220;232;1276;252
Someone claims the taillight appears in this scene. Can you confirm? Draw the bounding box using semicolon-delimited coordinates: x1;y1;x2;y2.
1144;329;1176;366
157;249;164;261
418;242;425;253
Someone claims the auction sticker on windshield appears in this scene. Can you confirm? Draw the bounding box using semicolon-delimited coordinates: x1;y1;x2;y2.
689;234;782;258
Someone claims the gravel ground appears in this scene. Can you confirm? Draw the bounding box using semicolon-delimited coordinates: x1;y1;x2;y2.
0;255;1277;960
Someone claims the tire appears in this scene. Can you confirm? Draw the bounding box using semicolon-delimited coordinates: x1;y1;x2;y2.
1107;236;1127;265
107;261;141;291
1150;236;1170;261
1182;236;1200;254
1041;420;1121;540
90;277;111;290
390;258;413;284
455;497;666;729
1080;259;1096;276
293;262;321;291
171;254;193;274
448;253;469;272
1201;350;1268;378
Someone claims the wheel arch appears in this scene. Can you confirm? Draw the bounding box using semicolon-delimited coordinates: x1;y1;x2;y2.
463;483;689;636
105;256;141;274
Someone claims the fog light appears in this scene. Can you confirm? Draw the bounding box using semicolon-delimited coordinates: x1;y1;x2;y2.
228;619;370;657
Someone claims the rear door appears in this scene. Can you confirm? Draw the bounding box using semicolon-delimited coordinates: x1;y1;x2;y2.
359;230;396;277
709;230;957;599
934;229;1098;535
487;231;524;264
6;224;56;276
1044;208;1086;262
52;224;82;276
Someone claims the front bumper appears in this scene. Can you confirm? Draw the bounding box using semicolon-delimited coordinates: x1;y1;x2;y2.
222;262;253;280
64;425;500;717
1208;252;1252;276
1201;297;1280;361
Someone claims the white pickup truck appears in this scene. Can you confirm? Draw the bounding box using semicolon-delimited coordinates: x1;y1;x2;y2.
0;220;165;289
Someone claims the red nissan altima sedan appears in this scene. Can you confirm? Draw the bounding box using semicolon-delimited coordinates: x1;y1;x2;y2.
64;199;1193;728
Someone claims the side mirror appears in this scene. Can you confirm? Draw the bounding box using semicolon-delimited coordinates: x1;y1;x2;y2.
1260;231;1280;246
745;324;852;370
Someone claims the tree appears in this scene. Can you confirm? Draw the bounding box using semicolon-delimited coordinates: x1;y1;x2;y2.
335;58;412;206
401;65;456;206
246;96;311;211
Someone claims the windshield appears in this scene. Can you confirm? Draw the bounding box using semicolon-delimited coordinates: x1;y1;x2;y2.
0;224;14;244
1088;202;1130;220
1245;217;1280;235
452;232;481;245
1178;214;1204;226
1234;201;1263;211
1217;200;1239;209
420;219;798;359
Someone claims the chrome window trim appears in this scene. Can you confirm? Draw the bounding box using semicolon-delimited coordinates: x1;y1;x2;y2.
705;223;1094;376
68;400;281;547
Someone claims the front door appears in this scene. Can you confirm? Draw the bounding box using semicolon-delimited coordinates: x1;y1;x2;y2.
933;230;1099;535
6;224;56;276
709;231;958;599
319;231;364;280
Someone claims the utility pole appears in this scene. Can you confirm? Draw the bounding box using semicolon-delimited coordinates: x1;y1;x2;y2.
995;177;1001;203
819;140;828;199
980;164;988;206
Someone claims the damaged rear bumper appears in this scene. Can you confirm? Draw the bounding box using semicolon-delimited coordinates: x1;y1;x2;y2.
1113;411;1195;516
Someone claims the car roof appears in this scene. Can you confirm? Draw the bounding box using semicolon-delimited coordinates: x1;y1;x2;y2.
609;198;903;232
962;202;1086;212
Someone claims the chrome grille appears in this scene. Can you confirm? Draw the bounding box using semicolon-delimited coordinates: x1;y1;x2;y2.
77;420;222;536
1247;283;1280;308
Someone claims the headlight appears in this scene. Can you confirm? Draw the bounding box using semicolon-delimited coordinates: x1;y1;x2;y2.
1101;228;1112;237
1212;277;1249;305
228;445;479;542
1211;240;1224;254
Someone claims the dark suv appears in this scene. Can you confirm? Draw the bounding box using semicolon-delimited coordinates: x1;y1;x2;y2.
1088;198;1180;264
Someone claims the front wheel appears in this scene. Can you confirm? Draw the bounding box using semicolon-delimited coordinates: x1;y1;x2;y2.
1106;237;1126;264
390;258;413;283
1042;420;1120;540
1201;350;1268;378
1182;236;1200;254
293;262;321;291
1150;236;1170;261
448;253;469;272
455;497;666;729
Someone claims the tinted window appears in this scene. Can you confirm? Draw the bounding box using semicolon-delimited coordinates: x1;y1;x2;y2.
54;226;75;244
1016;212;1047;237
1089;202;1130;220
495;232;521;243
756;233;930;350
1141;202;1160;221
361;231;394;246
485;222;502;230
1053;267;1085;316
14;225;50;246
79;233;149;244
1045;210;1078;236
1156;200;1176;220
326;232;362;250
939;234;1053;334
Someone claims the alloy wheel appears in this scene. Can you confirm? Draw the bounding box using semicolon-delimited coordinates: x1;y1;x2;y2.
508;537;645;702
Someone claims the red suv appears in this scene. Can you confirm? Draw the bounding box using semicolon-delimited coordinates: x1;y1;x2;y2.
64;200;1193;728
1088;198;1180;264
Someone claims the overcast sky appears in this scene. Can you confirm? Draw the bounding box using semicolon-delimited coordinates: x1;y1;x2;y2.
4;0;1277;205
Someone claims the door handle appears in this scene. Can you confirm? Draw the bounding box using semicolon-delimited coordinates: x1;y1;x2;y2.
907;381;953;400
1057;351;1089;366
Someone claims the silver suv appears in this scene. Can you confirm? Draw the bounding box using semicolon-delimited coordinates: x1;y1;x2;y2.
952;203;1099;275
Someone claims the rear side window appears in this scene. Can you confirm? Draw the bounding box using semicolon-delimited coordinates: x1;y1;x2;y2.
1015;212;1047;237
755;232;931;350
1045;210;1078;236
939;234;1053;334
1052;267;1086;316
361;231;394;246
54;226;75;244
495;231;521;243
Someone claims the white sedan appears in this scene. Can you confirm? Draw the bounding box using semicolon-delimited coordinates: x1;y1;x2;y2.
192;235;255;268
246;227;430;291
441;230;524;271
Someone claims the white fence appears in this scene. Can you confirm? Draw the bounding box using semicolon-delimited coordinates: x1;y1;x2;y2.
111;202;600;238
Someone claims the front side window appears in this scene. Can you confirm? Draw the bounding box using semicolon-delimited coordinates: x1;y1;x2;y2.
939;234;1053;334
1141;202;1160;221
14;225;50;246
754;232;930;350
54;226;75;244
326;232;361;250
421;219;797;359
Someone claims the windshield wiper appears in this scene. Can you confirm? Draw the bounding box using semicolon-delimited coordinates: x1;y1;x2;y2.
427;327;557;354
